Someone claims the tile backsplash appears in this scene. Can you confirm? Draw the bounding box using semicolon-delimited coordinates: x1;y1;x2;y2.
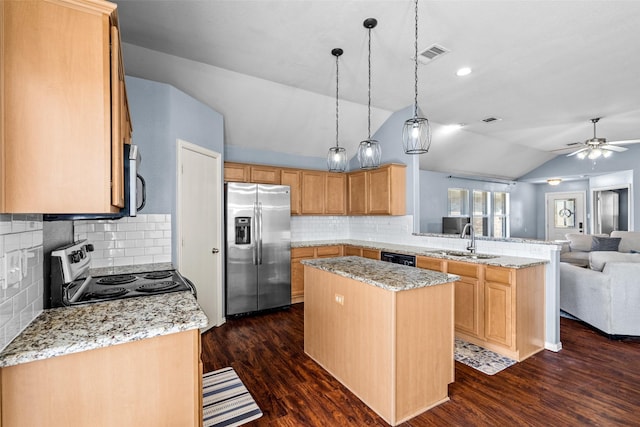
291;215;413;243
0;215;44;351
74;214;172;268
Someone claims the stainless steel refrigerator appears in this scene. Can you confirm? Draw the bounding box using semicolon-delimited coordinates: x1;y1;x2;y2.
225;183;291;315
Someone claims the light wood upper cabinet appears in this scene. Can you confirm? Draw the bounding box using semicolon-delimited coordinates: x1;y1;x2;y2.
301;170;326;214
223;162;250;182
280;168;301;214
301;170;346;215
347;171;368;215
325;173;346;215
223;163;280;184
0;0;131;214
223;161;403;216
348;164;406;215
249;165;280;184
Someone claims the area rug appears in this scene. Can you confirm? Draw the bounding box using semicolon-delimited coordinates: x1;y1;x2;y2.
454;338;517;375
203;367;263;427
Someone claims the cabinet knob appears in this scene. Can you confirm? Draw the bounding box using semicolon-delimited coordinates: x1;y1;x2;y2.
212;248;220;254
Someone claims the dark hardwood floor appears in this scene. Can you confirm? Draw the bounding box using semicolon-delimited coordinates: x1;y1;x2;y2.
201;304;640;426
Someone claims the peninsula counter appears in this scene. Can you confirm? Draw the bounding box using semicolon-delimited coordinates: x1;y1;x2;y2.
302;256;459;426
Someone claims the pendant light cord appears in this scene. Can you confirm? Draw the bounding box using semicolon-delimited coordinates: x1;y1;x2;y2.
413;0;419;118
367;25;372;140
335;53;340;148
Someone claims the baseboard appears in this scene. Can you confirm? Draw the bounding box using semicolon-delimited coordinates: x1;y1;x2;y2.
545;341;563;352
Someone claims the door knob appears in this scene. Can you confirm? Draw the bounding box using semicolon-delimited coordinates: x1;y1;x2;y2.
212;248;220;254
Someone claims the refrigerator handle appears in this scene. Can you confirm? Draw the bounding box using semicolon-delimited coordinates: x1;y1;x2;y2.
258;202;263;265
252;202;258;265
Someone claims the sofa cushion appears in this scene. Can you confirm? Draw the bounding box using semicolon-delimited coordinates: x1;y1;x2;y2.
591;236;621;251
565;233;595;252
610;231;640;253
560;251;590;266
588;251;640;272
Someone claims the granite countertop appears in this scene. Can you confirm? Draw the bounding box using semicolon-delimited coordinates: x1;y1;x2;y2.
302;256;459;292
292;239;548;269
0;291;207;368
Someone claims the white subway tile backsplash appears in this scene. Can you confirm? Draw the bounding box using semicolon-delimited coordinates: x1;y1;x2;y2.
74;214;172;268
0;215;43;352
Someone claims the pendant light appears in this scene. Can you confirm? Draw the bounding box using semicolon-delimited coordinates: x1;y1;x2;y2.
327;48;347;172
357;18;381;170
402;0;431;154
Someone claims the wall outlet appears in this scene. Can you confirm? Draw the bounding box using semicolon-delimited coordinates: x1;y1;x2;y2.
3;250;22;289
334;294;344;305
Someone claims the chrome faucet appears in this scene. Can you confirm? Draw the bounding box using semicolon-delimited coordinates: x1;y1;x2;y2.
461;223;476;254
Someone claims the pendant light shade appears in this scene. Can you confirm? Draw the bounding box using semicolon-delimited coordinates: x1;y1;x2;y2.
402;0;432;155
327;48;347;172
358;18;381;170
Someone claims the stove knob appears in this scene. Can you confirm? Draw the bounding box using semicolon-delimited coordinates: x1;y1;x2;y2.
69;251;81;263
85;244;94;252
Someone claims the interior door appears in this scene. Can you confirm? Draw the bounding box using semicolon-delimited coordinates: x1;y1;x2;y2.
177;140;223;330
545;191;586;240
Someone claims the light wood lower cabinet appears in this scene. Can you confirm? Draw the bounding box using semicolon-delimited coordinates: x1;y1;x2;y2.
304;266;454;425
344;245;380;260
416;256;544;361
291;245;343;303
0;330;203;427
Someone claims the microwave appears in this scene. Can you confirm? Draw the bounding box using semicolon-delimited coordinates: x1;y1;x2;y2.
43;144;146;221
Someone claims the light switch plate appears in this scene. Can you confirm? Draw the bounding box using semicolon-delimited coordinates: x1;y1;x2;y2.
3;250;22;289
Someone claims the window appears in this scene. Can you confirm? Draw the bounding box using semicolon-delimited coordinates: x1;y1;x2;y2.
472;190;489;236
447;188;469;216
446;188;510;238
493;192;509;238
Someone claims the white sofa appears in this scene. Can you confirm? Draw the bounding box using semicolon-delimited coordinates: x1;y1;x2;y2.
560;231;640;337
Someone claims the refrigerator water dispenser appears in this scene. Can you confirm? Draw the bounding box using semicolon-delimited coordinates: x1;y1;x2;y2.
235;217;251;244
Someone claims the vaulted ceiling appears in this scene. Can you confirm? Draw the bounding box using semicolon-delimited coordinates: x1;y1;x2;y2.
114;0;640;180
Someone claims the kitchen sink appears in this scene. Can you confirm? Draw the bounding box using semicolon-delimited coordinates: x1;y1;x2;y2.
427;250;498;260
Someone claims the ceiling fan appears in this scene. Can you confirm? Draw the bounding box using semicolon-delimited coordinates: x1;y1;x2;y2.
565;118;640;159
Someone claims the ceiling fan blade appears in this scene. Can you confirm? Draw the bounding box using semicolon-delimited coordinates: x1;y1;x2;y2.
603;144;628;152
609;139;640;145
566;147;588;157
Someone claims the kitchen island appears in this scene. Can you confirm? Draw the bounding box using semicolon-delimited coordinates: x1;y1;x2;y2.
0;292;207;427
302;256;458;426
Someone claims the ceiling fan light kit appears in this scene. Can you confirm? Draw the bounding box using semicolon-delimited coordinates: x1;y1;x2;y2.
358;18;382;170
402;0;431;155
327;48;347;173
567;117;638;160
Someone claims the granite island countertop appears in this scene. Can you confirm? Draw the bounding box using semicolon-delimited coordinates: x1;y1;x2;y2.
293;239;548;269
0;291;207;368
302;256;459;292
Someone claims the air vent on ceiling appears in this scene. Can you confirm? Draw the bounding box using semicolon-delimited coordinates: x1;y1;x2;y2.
418;44;449;63
482;117;502;123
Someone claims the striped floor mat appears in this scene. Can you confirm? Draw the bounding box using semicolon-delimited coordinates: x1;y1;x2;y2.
203;367;263;427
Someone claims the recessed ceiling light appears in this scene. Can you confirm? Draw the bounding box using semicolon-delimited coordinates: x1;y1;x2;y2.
456;67;472;77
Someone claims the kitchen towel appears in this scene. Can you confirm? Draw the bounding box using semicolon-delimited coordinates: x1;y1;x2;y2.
203;367;263;427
